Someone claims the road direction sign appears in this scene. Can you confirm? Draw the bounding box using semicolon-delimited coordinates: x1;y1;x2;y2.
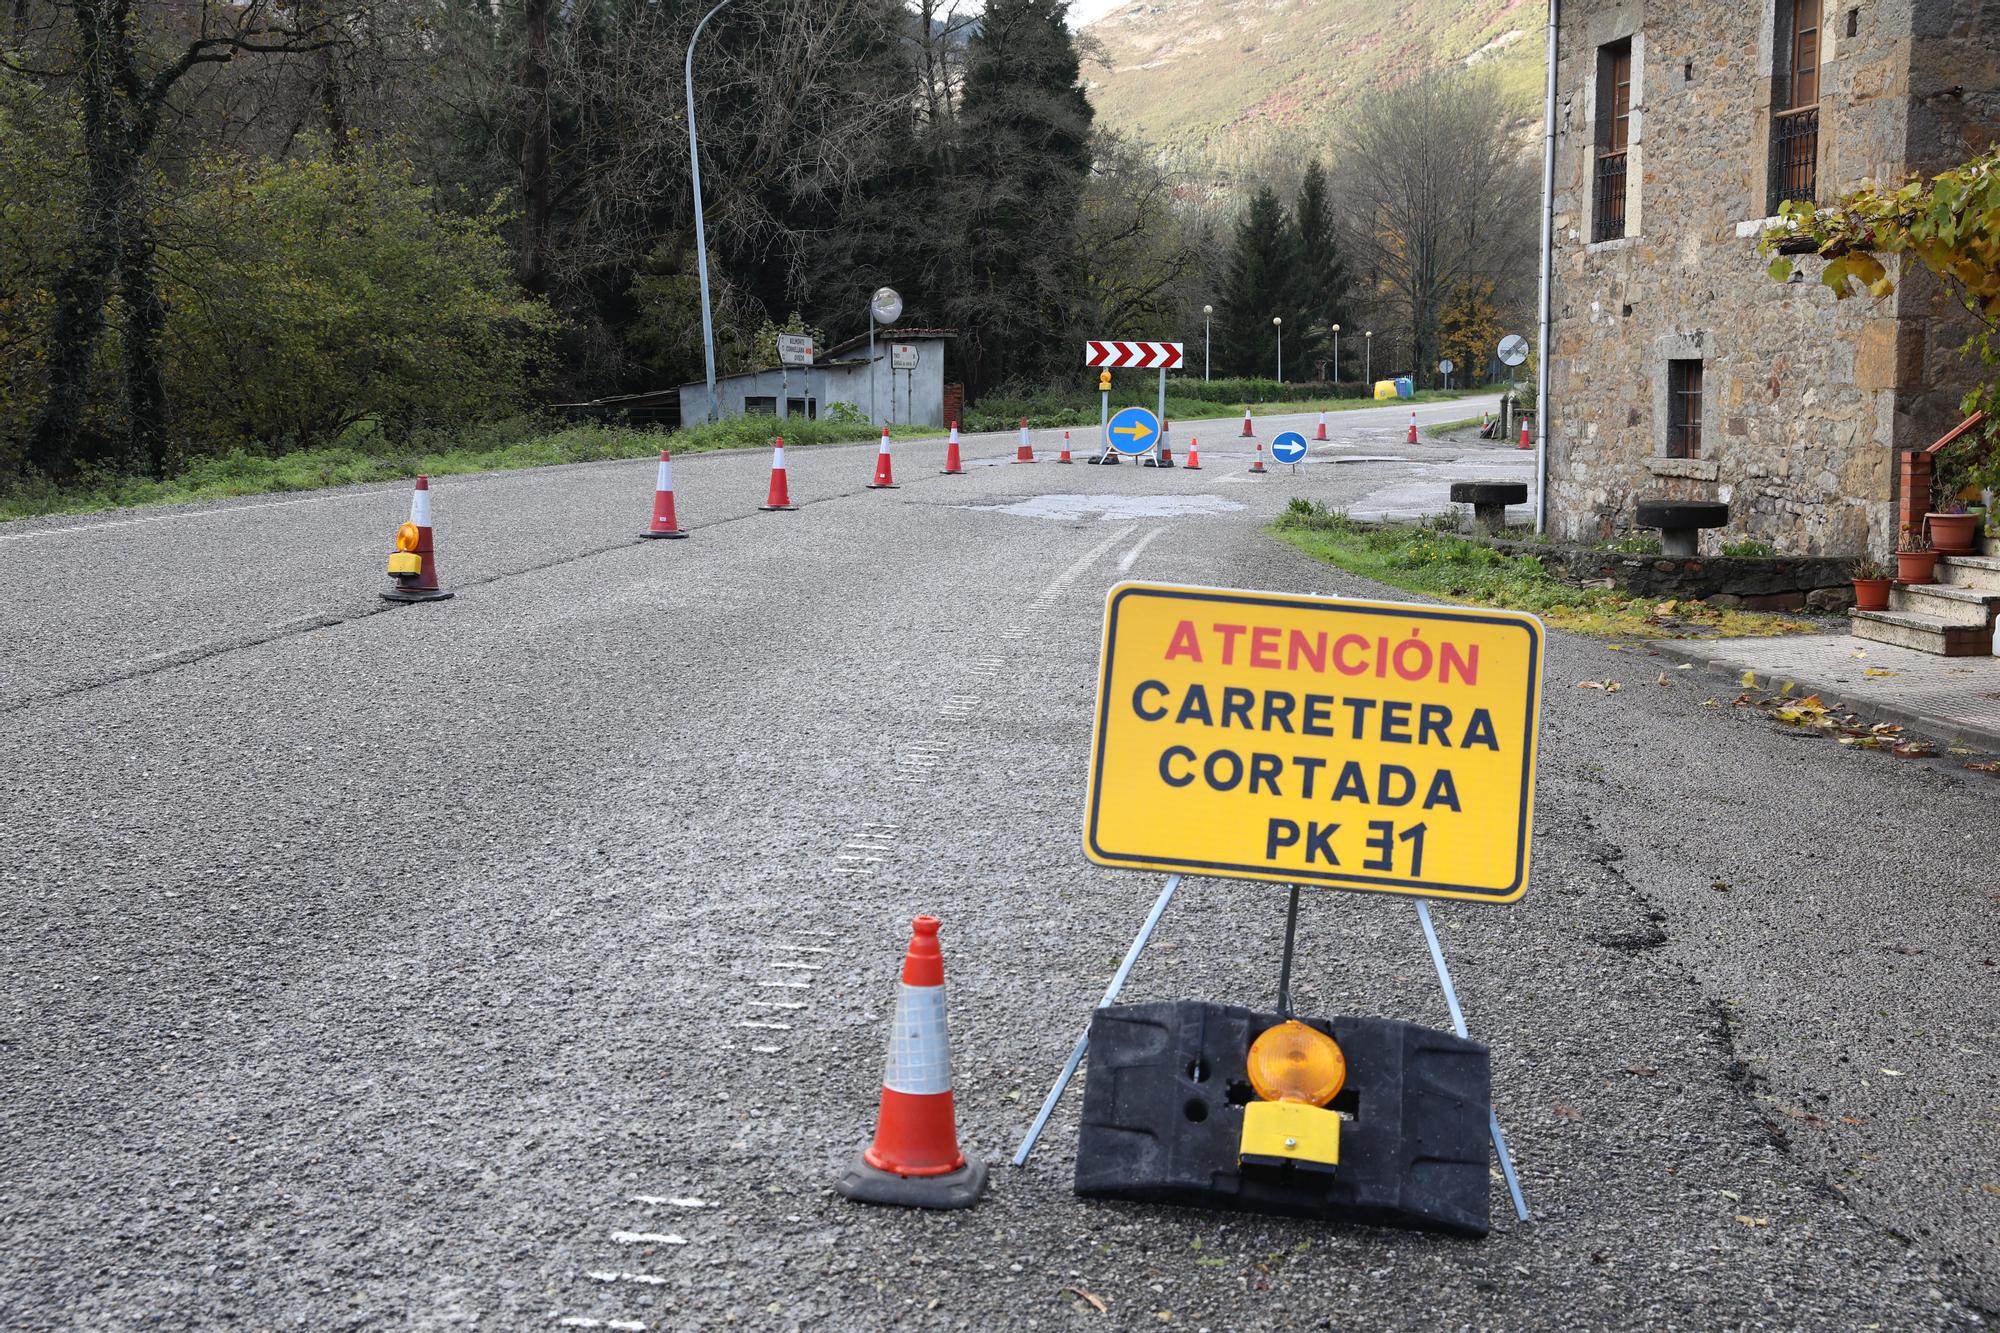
1106;406;1161;456
1084;341;1185;370
1083;582;1544;902
1497;335;1529;367
1438;358;1455;375
1269;431;1308;465
777;334;815;366
890;343;918;370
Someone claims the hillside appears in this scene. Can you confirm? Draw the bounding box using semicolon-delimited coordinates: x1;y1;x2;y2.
1079;0;1545;160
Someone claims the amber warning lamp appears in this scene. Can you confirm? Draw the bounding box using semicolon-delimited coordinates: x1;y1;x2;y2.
387;522;423;579
1099;370;1112;392
1239;1020;1346;1174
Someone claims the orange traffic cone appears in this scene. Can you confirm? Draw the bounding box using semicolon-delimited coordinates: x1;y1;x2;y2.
942;422;965;475
760;437;797;511
869;428;898;489
1315;410;1328;441
1014;419;1035;463
639;450;689;539
1183;438;1202;470
1519;419;1532;450
836;915;985;1210
1407;411;1419;444
1058;430;1073;463
1240;408;1256;438
382;475;453;603
1249;442;1267;474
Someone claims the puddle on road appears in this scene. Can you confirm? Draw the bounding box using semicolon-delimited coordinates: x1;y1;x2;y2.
964;494;1247;521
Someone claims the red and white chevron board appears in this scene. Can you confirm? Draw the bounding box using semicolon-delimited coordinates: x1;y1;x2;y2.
1083;340;1184;370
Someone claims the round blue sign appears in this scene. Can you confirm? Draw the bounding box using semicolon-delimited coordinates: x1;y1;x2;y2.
1106;406;1162;456
1270;431;1309;464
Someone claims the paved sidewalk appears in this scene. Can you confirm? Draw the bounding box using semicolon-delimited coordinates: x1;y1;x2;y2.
1649;630;2000;752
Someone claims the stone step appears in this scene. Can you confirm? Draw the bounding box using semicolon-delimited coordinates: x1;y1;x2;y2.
1890;580;2000;625
1937;553;2000;592
1849;607;1994;656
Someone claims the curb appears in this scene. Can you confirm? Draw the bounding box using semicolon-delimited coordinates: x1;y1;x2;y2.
1644;637;2000;757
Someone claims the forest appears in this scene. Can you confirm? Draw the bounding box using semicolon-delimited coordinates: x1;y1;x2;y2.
0;0;1537;501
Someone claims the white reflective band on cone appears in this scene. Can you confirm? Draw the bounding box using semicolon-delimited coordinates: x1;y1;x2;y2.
773;447;787;468
879;438;891;454
409;488;432;527
882;983;952;1095
657;457;673;490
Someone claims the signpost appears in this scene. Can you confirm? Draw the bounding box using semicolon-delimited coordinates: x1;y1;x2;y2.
1084;342;1181;454
1497;334;1529;439
1105;406;1161;461
1269;430;1308;470
1438;357;1455;390
1084;583;1542;902
1016;581;1541;1226
778;334;814;422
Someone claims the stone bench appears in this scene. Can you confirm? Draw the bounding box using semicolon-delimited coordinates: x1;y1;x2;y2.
1449;481;1529;534
1635;499;1730;557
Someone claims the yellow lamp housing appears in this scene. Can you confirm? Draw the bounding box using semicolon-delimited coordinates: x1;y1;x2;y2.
1098;371;1112;391
1246;1019;1347;1107
387;551;423;578
1240;1098;1341;1173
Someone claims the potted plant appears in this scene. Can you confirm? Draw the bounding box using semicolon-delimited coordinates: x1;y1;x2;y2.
1852;557;1892;611
1896;525;1938;584
1926;501;1980;555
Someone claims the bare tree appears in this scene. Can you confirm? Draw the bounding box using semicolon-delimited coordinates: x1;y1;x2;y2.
1332;68;1536;386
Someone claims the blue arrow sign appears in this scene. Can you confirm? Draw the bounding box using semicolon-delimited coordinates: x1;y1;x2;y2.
1270;431;1309;465
1106;406;1160;456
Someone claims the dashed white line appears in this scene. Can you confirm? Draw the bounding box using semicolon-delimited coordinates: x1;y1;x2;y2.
736;1020;793;1030
749;1000;806;1009
1037;523;1140;600
628;1196;712;1208
609;1231;687;1246
770;961;822;970
555;1317;647;1331
775;945;832;953
586;1271;670;1286
758;980;808;989
1117;526;1168;572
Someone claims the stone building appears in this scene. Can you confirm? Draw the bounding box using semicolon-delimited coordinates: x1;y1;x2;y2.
1544;0;2000;558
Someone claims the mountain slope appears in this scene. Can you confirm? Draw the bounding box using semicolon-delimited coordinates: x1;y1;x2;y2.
1079;0;1544;159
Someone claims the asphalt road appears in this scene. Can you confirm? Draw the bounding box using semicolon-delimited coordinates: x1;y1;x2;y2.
2;396;1994;1331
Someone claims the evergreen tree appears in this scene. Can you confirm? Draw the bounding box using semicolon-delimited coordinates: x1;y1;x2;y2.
1292;159;1350;377
946;0;1093;393
1217;184;1304;379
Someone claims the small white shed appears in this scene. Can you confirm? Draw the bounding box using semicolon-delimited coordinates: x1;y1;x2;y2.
676;330;955;429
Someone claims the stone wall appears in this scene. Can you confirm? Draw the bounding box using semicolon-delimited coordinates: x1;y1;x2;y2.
1545;0;2000;560
1486;537;1854;612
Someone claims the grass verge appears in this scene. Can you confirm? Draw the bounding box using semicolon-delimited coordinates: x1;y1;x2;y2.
0;415;929;523
1269;500;1818;639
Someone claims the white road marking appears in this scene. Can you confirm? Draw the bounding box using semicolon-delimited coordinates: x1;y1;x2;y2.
832;868;875;876
1116;526;1168;572
775;945;832;953
750;1000;806;1009
586;1271;670;1286
628;1196;712;1208
1036;523;1138;600
737;1020;793;1030
0;490;367;544
609;1231;687;1246
758;980;808;989
555;1318;646;1331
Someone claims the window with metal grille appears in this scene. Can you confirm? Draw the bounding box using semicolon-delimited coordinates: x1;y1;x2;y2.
1769;0;1821;213
1667;360;1703;459
1594;39;1633;242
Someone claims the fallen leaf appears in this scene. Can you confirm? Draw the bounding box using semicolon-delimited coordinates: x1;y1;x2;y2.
1699;698;1720;707
1839;735;1885;748
1605;681;1623;693
1657;672;1670;686
1552;1101;1582;1121
1734;1215;1771;1227
1982;1184;2000;1197
1740;670;1759;688
1966;761;2000;774
1880;1069;1906;1077
1890;742;1937;758
1063;1287;1108;1315
1675;662;1694;670
1711;880;1731;892
1779;680;1796;697
1863;667;1899;677
1870;722;1905;736
1607;644;1624;651
1948;744;1975;755
1839;1116;1871;1126
1720;1189;1741;1201
1576;680;1608;690
1623;1065;1659;1076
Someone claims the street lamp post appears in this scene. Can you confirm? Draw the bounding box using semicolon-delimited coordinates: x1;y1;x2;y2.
685;0;734;425
1364;330;1373;386
1202;304;1212;381
1331;324;1341;384
1272;316;1283;384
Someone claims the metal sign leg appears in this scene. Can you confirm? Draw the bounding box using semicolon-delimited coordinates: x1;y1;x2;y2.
1012;874;1183;1167
1415;899;1531;1222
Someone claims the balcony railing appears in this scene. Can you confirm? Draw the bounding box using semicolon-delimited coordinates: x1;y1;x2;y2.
1768;105;1819;214
1593;151;1627;243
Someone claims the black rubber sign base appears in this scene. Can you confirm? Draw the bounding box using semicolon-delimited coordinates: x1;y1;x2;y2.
1073;1000;1491;1237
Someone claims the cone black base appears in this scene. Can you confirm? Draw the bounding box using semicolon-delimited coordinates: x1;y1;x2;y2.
836;1149;986;1210
867;482;901;489
381;587;455;603
760;503;798;512
638;530;690;540
942;468;965;475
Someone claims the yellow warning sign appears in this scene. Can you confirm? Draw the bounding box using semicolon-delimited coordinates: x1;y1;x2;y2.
1083;582;1543;903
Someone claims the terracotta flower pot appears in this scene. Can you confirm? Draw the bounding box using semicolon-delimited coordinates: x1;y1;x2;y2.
1926;512;1979;555
1852;577;1891;611
1896;550;1939;584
